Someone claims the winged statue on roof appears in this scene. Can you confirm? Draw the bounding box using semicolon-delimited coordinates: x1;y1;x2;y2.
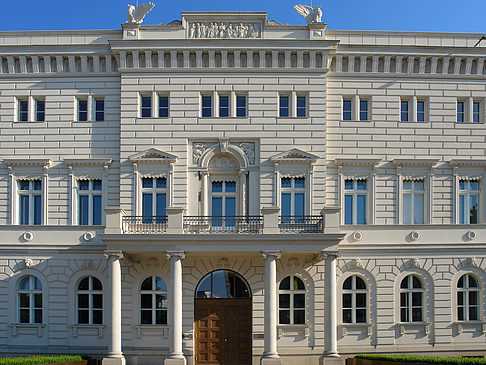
127;2;155;24
294;4;323;24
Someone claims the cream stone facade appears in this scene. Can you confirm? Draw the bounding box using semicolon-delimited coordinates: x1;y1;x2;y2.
0;9;485;365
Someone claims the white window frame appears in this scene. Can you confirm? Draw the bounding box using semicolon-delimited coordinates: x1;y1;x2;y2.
200;93;213;118
17;275;43;324
399;274;425;323
402;179;426;225
343;179;368;225
140;93;153;118
140;276;168;325
94;97;104;121
342;95;371;121
458;179;481;224
280;176;306;216
278;275;306;325
210;178;238;217
77;179;103;225
35;97;46;122
157;93;169;118
76;276;103;325
456;273;481;322
342;275;368;324
141;176;168;217
17;179;42;225
456;97;485;124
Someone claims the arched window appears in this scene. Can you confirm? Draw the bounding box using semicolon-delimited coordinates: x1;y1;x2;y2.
140;276;167;325
17;275;42;324
195;270;250;299
457;274;480;321
279;276;305;325
342;275;367;324
76;276;103;324
400;275;424;322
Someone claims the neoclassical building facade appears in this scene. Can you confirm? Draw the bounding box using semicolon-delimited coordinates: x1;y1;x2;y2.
0;8;485;365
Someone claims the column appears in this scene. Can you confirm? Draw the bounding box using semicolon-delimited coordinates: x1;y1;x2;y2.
261;251;281;365
165;251;186;365
321;252;340;360
103;251;125;365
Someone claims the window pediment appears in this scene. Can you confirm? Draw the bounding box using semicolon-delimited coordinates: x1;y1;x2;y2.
64;159;112;168
334;158;381;167
393;159;439;168
450;159;486;168
270;149;318;164
129;148;177;164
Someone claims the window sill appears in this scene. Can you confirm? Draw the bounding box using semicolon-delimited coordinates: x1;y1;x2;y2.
71;324;104;338
9;323;45;337
454;321;486;334
341;120;372;123
15;121;46;123
134;325;169;338
456;122;484;125
277;324;309;338
339;323;372;336
396;322;430;336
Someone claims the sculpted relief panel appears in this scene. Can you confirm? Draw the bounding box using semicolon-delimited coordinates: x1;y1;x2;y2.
189;22;261;39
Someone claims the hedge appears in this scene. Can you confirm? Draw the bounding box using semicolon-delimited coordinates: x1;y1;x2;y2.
0;355;83;365
355;354;486;365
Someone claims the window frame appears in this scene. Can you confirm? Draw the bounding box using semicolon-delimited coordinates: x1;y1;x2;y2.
400;98;410;122
77;98;88;122
18;98;29;122
342;275;368;324
77;179;103;226
342;98;352;121
399;274;425;323
94;98;104;122
456;273;481;322
35;98;45;122
280;176;306;217
201;94;212;118
18;179;42;226
279;94;290;117
278;275;306;325
296;95;307;118
344;179;368;225
76;276;103;325
158;95;169;118
236;95;247;118
458;179;481;224
17;275;43;324
402;179;426;225
218;94;230;117
140;276;168;325
141;176;168;218
140;95;152;118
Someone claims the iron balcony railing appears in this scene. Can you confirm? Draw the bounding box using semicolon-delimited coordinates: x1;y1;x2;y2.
183;216;263;234
279;215;323;233
123;216;168;234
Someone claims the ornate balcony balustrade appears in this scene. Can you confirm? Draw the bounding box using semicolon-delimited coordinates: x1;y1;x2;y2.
122;216;168;234
279;215;323;233
183;216;263;234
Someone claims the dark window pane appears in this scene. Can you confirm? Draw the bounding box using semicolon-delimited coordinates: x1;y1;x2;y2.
155;276;167;291
458;306;464;321
343;293;352;308
355;277;366;289
469;291;478;305
34;309;42;324
141;277;152;290
78;310;89;324
469;307;479;321
294;294;305;308
78;294;89;308
79;180;89;191
93;294;103;309
212;270;234;299
279;310;290;324
343;100;352;120
141;294;152;309
36;101;45;122
91;277;102;290
279;294;290;309
212;181;223;192
412;292;422;306
92;180;102;190
92;195;102;225
400;277;409;289
468;275;479;288
196;274;212;298
19;293;29;307
18;276;30;290
156;178;167;189
279;276;290;290
19;309;29;323
78;277;89;290
412;308;422;322
400;308;408;322
457;291;464;306
281;178;292;188
141;310;152;324
412;276;422;289
156;294;167;310
294;277;305;290
156;310;167;325
294;310;305;324
294;177;305;189
235;275;250;298
93;310;103;324
343;277;352;290
343;309;352;323
400;292;408;307
356;293;367;307
356;309;367;323
34;293;42;308
458;276;464;288
79;195;89;225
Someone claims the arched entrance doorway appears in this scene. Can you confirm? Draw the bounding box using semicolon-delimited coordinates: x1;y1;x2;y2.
194;270;252;365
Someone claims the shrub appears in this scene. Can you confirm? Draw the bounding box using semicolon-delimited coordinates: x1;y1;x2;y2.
0;355;83;365
355;354;486;365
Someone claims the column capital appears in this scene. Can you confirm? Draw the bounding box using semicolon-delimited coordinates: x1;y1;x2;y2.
166;250;186;261
261;251;281;260
104;250;124;260
321;251;340;260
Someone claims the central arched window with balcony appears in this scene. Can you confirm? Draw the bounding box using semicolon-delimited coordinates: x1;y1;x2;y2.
281;177;305;222
211;180;237;227
141;177;167;224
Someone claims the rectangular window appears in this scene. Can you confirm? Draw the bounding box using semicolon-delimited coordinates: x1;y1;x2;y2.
141;96;152;118
401;100;409;122
359;100;368;121
18;180;42;225
342;99;352;120
141;177;167;218
281;177;306;219
457;101;465;123
236;95;247;117
344;179;367;225
158;96;169;118
417;100;425;122
201;95;212;117
211;181;237;227
403;180;425;224
18;100;28;122
78;180;102;225
279;95;290;117
296;96;307;117
78;99;88;121
95;99;104;121
459;180;480;224
35;99;45;122
473;101;480;123
219;95;229;117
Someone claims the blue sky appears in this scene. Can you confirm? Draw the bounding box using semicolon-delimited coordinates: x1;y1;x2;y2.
2;0;486;33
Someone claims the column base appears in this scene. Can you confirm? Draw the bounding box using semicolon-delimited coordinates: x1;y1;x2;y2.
260;357;281;365
102;356;126;365
164;357;187;365
319;356;344;365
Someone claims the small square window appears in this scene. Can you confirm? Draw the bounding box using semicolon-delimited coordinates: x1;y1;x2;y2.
201;95;212;117
296;96;306;117
78;99;88;121
95;99;104;121
18;100;28;122
219;95;229;117
35;100;45;122
158;96;169;118
342;99;352;121
236;96;247;117
279;96;290;117
141;96;152;118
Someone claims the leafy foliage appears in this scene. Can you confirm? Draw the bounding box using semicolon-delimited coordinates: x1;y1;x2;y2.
0;355;83;365
355;354;486;365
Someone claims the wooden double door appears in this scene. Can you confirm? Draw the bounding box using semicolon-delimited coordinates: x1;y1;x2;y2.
194;298;252;365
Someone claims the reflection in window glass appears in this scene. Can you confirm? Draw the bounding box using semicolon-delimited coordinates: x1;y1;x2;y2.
195;270;250;299
279;276;305;325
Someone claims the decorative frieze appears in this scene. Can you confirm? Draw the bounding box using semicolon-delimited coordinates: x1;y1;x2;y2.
188;22;261;39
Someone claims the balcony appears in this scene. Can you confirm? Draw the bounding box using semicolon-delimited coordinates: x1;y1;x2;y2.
107;206;340;235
